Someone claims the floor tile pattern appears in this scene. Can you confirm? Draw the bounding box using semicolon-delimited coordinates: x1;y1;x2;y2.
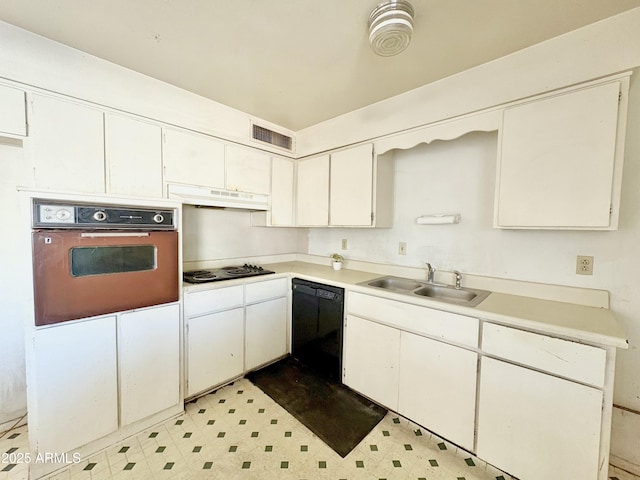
0;378;636;480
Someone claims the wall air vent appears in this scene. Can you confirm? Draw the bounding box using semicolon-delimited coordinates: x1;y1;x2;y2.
252;124;293;151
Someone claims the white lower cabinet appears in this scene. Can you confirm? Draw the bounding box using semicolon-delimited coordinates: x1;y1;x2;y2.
246;297;288;371
398;332;477;451
185;278;289;398
119;304;180;426
187;308;245;397
343;314;400;410
477;356;603;480
31;316;119;454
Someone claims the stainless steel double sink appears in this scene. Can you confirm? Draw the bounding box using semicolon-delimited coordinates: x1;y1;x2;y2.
358;276;491;307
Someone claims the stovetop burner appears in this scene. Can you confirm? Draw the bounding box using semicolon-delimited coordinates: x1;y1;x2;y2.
183;264;275;284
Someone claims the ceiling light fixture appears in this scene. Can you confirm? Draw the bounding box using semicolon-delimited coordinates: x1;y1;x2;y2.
368;0;415;57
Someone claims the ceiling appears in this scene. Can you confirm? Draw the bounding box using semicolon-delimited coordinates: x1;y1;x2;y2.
1;1;640;131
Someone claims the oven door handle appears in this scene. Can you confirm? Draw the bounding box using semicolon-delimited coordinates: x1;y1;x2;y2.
80;232;151;238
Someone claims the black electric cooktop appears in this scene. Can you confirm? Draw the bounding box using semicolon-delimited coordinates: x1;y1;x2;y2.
183;264;275;284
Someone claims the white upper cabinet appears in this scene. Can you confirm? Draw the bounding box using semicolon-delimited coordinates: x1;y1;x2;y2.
296;154;330;226
225;144;271;194
295;143;394;228
105;113;163;198
330;143;374;226
269;157;295;226
163;128;225;189
494;78;628;230
0;84;27;137
30;94;105;194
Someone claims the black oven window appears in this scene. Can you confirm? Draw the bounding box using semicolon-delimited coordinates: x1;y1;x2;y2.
70;245;157;277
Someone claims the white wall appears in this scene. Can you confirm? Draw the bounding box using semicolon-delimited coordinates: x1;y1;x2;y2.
0;138;31;426
182;206;299;264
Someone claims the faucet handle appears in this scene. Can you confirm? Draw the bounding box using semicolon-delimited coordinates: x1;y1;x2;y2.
453;270;462;289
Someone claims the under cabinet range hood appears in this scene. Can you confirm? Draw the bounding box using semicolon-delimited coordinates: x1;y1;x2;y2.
167;183;269;211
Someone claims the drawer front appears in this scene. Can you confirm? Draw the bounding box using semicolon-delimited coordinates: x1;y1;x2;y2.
482;323;606;387
185;285;244;317
245;277;288;304
348;292;479;348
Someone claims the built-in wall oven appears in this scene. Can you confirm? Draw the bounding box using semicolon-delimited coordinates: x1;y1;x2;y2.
31;199;179;326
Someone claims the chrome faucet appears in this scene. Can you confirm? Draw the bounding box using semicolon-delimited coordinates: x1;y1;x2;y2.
425;263;436;284
453;270;462;289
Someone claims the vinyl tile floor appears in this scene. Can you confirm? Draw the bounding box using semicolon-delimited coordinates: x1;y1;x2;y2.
0;377;636;480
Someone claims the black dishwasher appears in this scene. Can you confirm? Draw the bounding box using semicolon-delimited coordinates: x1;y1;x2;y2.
292;278;344;381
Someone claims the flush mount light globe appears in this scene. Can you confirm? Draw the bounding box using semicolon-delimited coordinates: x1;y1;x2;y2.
368;0;415;57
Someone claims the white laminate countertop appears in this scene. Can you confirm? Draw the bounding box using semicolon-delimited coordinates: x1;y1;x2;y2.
184;261;628;350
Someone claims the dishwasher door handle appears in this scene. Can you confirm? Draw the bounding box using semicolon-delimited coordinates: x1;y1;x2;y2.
293;284;317;296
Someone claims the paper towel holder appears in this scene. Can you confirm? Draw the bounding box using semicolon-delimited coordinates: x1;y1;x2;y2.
416;214;461;225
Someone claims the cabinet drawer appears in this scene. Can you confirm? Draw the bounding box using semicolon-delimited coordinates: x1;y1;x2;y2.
482;323;606;387
185;285;244;317
245;277;288;304
348;292;478;347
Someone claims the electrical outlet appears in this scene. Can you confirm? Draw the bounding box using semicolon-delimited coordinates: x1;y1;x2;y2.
576;255;594;275
341;239;348;250
399;242;407;255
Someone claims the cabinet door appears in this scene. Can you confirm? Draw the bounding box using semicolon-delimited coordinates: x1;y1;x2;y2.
32;317;118;454
30;94;105;193
296;154;329;226
330;144;373;226
105;113;163;198
225;145;271;194
477;357;603;480
163;128;225;189
495;81;621;229
270;157;295;226
343;314;399;410
245;296;288;371
398;332;477;450
0;84;26;136
187;307;244;397
119;304;180;426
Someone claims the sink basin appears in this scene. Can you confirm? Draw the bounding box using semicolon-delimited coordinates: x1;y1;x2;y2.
367;277;422;291
358;276;491;307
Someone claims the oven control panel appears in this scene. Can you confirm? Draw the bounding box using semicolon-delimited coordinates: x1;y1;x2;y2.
33;200;176;229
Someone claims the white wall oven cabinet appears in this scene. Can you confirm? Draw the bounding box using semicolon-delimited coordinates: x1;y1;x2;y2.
185;277;289;398
30;316;119;455
162;127;226;189
494;75;630;230
119;304;181;426
105;113;163;198
0;83;27;137
27;302;181;478
29;94;105;194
